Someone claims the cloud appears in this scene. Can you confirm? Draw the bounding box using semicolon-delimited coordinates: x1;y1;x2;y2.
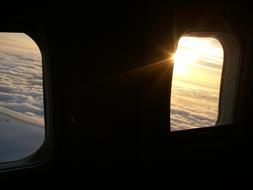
171;80;219;131
0;45;43;124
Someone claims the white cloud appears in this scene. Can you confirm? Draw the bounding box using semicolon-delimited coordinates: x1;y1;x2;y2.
0;33;44;162
0;40;44;124
171;80;219;131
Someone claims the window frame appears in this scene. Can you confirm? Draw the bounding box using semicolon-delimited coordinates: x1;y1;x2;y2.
0;29;53;171
169;30;242;133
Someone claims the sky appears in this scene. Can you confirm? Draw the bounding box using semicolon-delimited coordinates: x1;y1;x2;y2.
0;108;44;162
0;32;44;126
170;36;224;131
0;33;44;162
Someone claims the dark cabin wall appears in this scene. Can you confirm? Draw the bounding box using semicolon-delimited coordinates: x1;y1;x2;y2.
168;2;253;181
0;2;252;183
1;2;175;172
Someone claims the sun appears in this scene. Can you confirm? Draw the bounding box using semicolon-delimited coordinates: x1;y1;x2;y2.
171;36;224;77
172;45;196;76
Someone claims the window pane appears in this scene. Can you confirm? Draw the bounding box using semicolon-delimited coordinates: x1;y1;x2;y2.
170;37;224;131
0;33;44;162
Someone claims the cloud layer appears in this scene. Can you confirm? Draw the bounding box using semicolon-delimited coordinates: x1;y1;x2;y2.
0;43;44;125
171;73;220;131
171;37;223;131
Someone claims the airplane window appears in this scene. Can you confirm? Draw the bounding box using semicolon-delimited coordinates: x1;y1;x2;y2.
0;33;45;162
170;36;224;131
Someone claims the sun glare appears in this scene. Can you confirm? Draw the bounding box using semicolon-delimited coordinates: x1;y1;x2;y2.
173;46;196;75
172;37;223;76
170;36;224;131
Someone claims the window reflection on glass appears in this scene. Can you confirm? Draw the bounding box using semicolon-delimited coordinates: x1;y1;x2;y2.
0;33;44;162
171;37;224;131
